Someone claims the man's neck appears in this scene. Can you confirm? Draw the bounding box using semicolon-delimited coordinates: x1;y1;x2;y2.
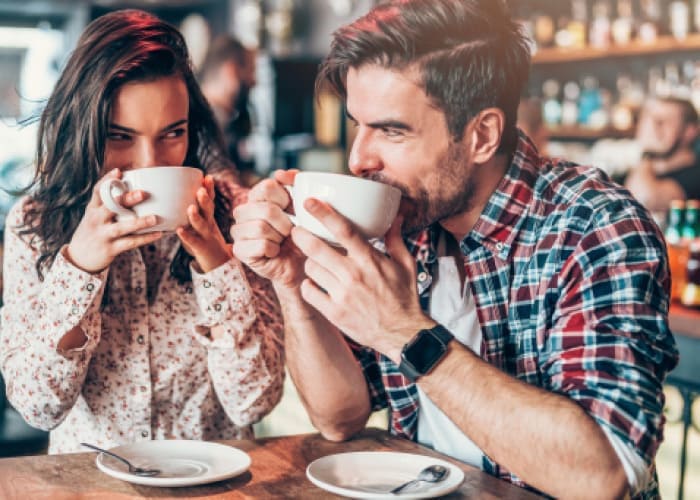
439;153;510;242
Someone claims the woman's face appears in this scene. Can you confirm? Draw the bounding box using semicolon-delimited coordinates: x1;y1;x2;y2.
103;75;189;173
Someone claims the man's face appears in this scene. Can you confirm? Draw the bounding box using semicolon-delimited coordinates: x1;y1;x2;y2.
345;64;476;235
636;99;689;156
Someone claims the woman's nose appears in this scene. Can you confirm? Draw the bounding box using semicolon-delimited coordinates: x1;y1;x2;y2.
134;140;159;168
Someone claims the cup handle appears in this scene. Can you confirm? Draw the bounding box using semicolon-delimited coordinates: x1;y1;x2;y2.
283;185;297;226
99;178;136;219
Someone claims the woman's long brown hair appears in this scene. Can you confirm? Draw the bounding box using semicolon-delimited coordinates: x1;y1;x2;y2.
22;9;233;283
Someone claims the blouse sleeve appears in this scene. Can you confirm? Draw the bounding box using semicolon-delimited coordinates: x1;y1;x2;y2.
0;199;108;430
190;257;285;427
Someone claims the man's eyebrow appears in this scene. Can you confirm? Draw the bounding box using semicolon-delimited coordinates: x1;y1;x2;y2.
345;110;413;131
108;119;188;134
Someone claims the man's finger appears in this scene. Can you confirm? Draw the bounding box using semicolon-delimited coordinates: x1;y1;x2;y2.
248;177;293;208
384;215;413;270
232;202;293;237
230;219;285;244
303;198;370;259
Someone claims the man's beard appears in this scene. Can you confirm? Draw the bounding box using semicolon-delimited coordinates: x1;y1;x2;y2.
367;141;476;236
646;134;685;159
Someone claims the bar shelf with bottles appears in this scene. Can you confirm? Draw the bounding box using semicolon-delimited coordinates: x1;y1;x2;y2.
518;0;700;142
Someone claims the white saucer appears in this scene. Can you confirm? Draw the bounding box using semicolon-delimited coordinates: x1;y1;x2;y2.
306;451;465;499
94;440;251;487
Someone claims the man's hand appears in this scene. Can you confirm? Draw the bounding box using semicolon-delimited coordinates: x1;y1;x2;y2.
231;170;306;289
291;198;435;361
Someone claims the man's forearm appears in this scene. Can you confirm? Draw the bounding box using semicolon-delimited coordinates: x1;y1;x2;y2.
274;283;371;440
418;345;628;498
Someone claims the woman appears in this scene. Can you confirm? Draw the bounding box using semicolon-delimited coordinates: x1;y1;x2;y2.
0;9;284;454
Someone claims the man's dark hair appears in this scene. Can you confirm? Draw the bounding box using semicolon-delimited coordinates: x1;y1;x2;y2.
198;35;248;81
316;0;531;154
662;97;699;126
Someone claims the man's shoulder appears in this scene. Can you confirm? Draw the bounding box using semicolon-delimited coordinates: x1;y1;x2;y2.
530;159;657;232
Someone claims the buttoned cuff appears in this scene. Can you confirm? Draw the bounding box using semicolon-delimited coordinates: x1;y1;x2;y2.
36;246;108;353
191;258;257;346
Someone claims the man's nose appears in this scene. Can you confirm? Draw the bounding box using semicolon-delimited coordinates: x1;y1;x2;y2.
348;130;382;177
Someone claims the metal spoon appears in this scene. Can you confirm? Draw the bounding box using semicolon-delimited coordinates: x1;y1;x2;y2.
390;464;449;494
81;442;161;477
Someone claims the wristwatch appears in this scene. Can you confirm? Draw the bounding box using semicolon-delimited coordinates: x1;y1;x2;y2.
398;324;454;382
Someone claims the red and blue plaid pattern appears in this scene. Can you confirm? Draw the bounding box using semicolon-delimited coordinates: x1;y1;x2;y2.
351;134;678;497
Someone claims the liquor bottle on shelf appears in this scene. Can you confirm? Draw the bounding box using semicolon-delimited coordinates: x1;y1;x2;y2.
681;199;700;241
561;81;580;126
670;0;690;41
589;0;612;49
639;0;661;43
542;79;562;127
568;0;588;48
612;0;634;45
681;240;700;307
666;200;688;302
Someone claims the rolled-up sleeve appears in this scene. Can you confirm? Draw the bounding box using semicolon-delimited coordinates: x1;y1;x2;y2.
542;204;678;467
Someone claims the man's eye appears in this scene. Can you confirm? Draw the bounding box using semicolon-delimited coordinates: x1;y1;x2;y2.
383;128;402;137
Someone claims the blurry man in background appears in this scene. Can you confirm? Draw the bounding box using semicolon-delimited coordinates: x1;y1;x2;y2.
199;35;259;187
625;97;700;215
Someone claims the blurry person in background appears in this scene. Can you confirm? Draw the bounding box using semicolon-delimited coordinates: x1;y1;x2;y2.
0;10;284;454
198;35;260;188
625;97;700;216
517;97;548;155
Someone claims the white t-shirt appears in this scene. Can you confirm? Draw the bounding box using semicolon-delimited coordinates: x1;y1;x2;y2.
416;234;649;493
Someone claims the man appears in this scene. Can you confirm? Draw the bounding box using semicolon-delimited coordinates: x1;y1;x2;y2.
198;35;259;186
231;1;678;497
625;97;700;215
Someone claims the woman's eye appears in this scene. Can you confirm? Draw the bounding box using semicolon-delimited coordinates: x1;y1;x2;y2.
163;128;186;139
107;132;131;141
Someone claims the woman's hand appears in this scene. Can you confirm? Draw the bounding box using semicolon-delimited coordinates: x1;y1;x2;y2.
176;175;232;273
66;169;164;273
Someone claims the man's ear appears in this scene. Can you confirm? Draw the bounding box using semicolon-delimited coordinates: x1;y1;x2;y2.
682;122;699;147
466;108;505;164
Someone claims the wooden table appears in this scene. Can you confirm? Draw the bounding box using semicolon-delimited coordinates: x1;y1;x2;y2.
0;427;539;499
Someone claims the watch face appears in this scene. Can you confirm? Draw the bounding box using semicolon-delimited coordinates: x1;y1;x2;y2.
405;332;447;374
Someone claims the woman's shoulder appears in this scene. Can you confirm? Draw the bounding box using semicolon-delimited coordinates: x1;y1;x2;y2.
5;195;35;230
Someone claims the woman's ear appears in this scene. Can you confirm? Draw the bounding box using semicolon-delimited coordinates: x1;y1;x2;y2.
466;108;505;164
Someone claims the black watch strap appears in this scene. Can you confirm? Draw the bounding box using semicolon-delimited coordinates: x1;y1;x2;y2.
398;324;453;382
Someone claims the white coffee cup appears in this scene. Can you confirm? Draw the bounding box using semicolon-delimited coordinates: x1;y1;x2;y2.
286;172;402;244
99;166;203;232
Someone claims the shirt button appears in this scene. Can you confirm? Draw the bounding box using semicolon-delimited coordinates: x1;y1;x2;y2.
495;242;505;251
140;386;147;393
213;303;222;311
417;272;428;282
203;280;212;288
71;306;80;315
86;283;95;292
141;430;149;438
135;286;143;294
137;335;145;345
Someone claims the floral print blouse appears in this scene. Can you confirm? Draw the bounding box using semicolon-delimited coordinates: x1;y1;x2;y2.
0;198;284;454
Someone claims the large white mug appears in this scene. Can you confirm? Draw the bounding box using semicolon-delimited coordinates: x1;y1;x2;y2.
99;166;203;232
286;172;402;244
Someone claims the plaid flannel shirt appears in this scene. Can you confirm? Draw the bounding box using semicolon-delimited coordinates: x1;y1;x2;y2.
351;134;679;498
